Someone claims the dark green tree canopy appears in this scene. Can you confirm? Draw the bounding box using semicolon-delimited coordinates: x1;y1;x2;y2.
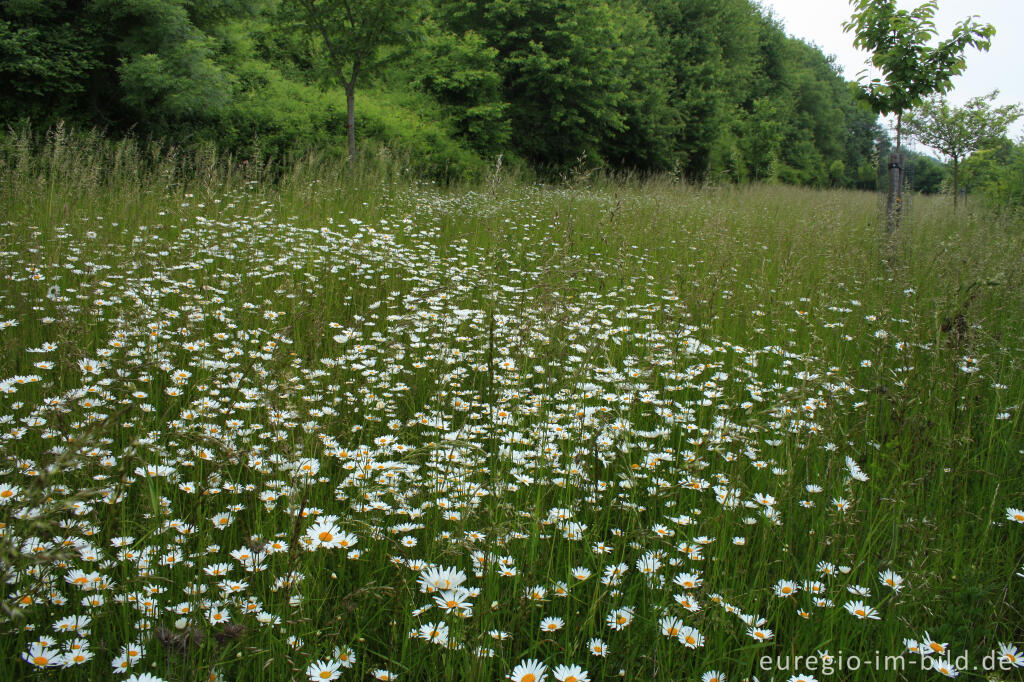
436;0;634;168
411;27;510;156
0;0;249;133
1;0;896;186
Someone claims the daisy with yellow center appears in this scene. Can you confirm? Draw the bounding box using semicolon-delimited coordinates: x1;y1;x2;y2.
552;664;589;682
22;643;61;668
921;632;948;655
997;643;1024;668
660;616;683;637
306;659;342;681
540;616;564;632
509;658;546;682
844;600;879;620
678;626;705;649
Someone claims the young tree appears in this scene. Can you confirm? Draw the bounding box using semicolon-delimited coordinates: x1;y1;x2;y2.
842;0;995;229
286;0;419;160
905;91;1022;209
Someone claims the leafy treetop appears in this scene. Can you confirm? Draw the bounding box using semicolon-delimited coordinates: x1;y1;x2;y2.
904;90;1022;207
842;0;995;146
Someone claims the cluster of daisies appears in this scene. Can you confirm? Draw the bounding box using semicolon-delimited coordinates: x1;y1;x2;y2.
0;184;1020;680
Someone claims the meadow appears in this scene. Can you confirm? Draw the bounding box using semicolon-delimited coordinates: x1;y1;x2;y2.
1;130;1022;681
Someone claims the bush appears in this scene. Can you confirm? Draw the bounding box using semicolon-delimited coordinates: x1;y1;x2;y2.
355;90;491;182
219;61;488;181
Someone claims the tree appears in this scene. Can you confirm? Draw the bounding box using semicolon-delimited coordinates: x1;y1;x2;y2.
961;138;1024;208
1;0;243;135
595;0;677;171
902;149;946;194
843;0;994;148
437;0;633;170
843;0;995;229
905;91;1022;209
285;0;418;160
411;27;511;157
642;0;762;177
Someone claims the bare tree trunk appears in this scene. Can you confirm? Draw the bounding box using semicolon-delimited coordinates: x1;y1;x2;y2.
886;151;904;234
886;111;904;234
343;61;361;162
345;81;356;162
952;156;959;211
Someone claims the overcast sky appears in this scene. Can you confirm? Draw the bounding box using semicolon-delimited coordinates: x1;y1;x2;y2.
759;0;1024;156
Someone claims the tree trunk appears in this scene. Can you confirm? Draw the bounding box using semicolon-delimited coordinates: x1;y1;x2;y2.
886;111;904;234
952;156;959;211
886;151;904;234
345;81;356;162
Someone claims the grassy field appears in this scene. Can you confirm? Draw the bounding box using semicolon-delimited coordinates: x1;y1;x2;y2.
1;130;1023;681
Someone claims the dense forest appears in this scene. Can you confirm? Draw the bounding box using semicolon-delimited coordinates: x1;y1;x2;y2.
0;0;1018;195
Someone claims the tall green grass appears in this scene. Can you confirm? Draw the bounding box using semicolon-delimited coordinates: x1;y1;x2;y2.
1;129;1022;681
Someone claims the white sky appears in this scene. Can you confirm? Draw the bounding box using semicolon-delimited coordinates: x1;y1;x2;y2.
759;0;1024;156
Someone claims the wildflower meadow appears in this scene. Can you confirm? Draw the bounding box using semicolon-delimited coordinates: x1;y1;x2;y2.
1;132;1022;681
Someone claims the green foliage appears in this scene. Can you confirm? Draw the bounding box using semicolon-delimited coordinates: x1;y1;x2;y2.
637;2;881;185
962;138;1024;208
905;91;1023;205
280;0;420;83
218;58;488;180
828;159;847;186
843;0;996;145
117;41;234;137
902;149;946;194
0;8;101;125
643;0;762;175
906;92;1023;165
0;0;245;137
355;89;490;181
740;97;786;182
4;0;1016;199
411;27;511;157
221;58;350;158
283;0;421;157
438;0;634;169
595;0;677;170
